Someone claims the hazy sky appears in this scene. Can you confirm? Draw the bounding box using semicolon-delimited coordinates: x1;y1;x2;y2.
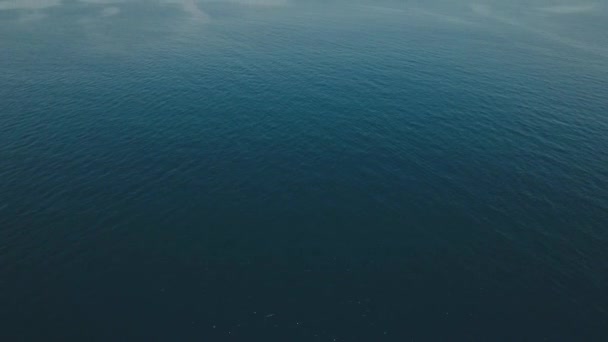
1;0;606;58
1;0;604;15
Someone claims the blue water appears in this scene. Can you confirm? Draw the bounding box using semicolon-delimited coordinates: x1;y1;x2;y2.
1;1;607;340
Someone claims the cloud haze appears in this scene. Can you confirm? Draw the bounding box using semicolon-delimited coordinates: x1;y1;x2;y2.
100;6;121;16
0;0;605;60
0;0;61;10
540;4;597;14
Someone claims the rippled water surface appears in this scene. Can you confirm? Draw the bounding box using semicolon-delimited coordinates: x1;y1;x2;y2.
1;1;607;340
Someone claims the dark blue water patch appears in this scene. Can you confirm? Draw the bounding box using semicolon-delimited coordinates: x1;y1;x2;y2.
1;2;608;341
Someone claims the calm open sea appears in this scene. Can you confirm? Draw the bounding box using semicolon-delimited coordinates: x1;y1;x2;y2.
1;1;607;340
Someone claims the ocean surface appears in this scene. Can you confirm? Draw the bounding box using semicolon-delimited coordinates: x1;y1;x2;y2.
1;1;607;340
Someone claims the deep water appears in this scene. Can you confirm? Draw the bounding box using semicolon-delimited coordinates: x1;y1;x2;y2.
1;1;607;341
